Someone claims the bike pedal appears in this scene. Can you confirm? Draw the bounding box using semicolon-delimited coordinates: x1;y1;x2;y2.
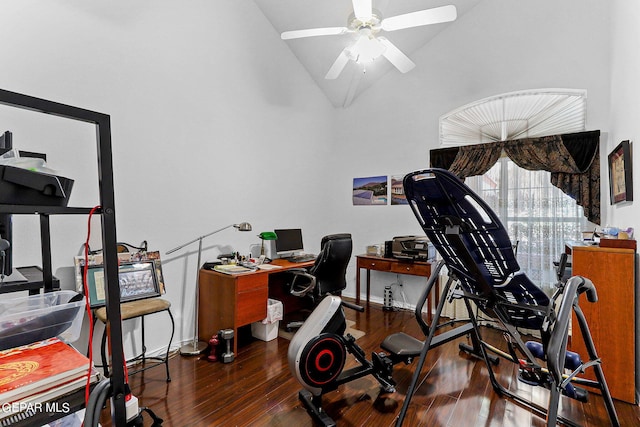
517;368;548;387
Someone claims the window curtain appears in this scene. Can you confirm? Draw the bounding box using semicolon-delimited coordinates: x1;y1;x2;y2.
430;130;601;224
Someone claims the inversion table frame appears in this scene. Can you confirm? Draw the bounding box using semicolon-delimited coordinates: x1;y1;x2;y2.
396;168;619;427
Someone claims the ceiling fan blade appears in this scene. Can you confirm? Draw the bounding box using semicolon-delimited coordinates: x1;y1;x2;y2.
378;37;415;73
381;5;457;32
281;27;348;40
325;49;350;79
352;0;373;21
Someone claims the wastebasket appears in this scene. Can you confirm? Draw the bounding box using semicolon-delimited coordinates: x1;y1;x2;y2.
251;298;283;342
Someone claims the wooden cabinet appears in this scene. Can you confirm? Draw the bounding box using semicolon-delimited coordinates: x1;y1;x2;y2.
198;269;269;356
389;261;431;276
570;245;637;403
358;257;392;272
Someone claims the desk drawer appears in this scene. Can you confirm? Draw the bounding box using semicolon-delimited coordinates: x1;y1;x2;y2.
237;287;269;326
390;262;430;277
237;274;268;293
359;258;391;271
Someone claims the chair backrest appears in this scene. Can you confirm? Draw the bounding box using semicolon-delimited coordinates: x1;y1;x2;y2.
310;233;353;297
403;169;549;329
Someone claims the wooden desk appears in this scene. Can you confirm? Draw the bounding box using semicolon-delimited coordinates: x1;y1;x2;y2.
198;259;314;356
355;255;433;309
569;244;637;403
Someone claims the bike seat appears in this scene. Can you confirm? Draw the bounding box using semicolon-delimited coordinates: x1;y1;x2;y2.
381;332;423;357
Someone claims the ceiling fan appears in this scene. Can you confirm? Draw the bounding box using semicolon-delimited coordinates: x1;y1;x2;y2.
281;0;457;79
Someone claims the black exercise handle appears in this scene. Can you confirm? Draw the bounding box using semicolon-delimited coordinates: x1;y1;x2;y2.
576;276;598;303
341;300;365;312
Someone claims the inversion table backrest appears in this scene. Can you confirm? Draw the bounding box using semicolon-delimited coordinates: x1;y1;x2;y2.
403;168;549;329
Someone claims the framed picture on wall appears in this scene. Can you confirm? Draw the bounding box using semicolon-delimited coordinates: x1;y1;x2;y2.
352;176;388;205
390;175;408;205
608;140;633;204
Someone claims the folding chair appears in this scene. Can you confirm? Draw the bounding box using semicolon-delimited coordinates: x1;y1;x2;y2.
399;168;619;427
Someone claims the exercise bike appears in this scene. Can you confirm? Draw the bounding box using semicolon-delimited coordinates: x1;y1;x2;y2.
288;260;481;427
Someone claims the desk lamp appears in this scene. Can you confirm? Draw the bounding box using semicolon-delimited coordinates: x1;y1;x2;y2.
258;231;277;256
166;221;252;356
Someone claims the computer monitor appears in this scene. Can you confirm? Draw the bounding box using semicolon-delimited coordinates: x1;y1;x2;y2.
273;228;304;258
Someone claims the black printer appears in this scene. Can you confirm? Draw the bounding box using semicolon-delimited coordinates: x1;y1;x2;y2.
390;236;435;261
0;134;74;207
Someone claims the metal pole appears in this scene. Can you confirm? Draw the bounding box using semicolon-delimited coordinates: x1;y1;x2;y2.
179;237;208;355
166;222;251;356
165;224;233;255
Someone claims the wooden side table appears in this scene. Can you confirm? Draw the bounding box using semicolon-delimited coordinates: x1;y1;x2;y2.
355;254;434;319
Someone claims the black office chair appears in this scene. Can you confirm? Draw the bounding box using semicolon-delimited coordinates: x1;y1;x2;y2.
284;233;352;330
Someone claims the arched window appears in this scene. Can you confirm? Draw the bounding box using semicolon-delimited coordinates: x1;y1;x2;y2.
439;89;587;146
433;89;596;291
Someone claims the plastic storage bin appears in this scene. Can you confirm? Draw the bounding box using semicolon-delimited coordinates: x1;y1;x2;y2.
251;299;283;342
0;290;85;351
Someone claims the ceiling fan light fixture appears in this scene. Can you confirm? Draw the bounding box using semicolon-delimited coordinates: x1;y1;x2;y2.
347;11;381;31
349;35;385;63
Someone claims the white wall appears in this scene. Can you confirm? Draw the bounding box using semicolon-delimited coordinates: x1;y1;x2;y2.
1;0;634;357
331;0;613;304
608;1;640;229
0;0;335;355
609;0;640;400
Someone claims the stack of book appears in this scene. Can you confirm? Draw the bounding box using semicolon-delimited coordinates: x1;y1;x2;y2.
0;338;99;421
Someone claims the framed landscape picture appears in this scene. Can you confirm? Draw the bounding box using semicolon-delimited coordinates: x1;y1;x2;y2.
608;140;633;204
352;176;388;205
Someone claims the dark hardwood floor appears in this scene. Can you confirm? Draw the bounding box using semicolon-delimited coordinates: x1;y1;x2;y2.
100;300;640;426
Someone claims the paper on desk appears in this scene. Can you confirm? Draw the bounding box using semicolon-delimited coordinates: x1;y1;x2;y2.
213;265;253;274
256;264;283;271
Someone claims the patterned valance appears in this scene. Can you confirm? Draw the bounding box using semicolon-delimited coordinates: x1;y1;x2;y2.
430;130;601;224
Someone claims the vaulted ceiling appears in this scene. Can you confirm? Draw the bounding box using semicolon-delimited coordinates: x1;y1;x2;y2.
254;0;483;107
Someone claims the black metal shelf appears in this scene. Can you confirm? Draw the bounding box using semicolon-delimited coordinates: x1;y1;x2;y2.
0;89;126;426
0;266;60;295
0;205;99;215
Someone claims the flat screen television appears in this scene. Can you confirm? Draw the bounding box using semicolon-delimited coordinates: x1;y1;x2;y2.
273;228;304;258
